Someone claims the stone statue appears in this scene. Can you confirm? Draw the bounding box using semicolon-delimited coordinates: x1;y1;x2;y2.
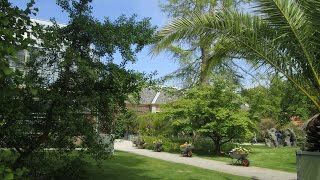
265;128;279;147
265;128;297;147
282;129;291;146
281;128;297;147
289;129;297;146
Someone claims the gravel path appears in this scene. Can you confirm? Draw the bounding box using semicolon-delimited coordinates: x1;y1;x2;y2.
114;140;297;180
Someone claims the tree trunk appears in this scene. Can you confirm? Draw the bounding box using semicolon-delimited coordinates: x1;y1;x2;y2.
211;134;222;155
213;140;221;155
199;46;210;86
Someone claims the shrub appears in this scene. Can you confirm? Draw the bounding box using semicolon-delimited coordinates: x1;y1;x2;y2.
50;158;89;180
132;136;146;148
10;152;91;180
256;118;277;141
142;136;236;155
0;165;29;180
143;136;180;152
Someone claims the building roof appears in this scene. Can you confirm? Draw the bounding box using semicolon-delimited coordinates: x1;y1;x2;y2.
138;88;178;105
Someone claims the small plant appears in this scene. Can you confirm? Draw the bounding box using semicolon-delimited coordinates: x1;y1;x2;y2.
0;165;29;180
180;142;193;157
132;136;145;149
230;147;249;154
180;142;192;148
153;139;163;144
153;139;163;152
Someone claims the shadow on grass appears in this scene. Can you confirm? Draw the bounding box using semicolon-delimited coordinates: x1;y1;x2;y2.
85;152;160;180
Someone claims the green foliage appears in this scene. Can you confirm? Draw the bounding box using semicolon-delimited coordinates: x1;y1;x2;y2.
155;0;320;110
242;86;277;120
280;82;316;121
143;136;181;152
242;76;315;126
160;78;254;153
0;151;93;180
114;110;138;138
255;118;276;141
0;151;29;180
0;165;29;180
155;0;250;86
160;0;217;19
137;112;172;136
142;135;241;155
49;157;89;180
0;0;38;77
160;0;248;18
0;0;155;176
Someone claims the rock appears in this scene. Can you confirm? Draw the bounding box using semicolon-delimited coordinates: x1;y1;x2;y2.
265;128;278;147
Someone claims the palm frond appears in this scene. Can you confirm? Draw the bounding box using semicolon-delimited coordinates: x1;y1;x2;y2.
177;10;320;109
151;14;216;55
151;1;320;110
255;0;320;89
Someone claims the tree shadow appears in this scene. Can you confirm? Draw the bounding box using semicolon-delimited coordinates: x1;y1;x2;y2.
85;151;161;180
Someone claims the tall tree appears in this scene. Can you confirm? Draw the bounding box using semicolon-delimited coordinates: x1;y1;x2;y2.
0;0;155;175
153;0;249;86
161;77;253;154
153;0;320;111
154;0;320;152
242;75;315;125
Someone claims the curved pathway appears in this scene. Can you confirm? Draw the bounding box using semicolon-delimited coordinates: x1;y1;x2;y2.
114;140;296;180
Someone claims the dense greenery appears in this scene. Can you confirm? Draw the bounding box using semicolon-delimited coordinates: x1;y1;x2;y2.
114;110;138;138
155;0;320;111
145;77;253;154
242;76;316;124
153;0;320;153
2;0;318;178
0;0;155;178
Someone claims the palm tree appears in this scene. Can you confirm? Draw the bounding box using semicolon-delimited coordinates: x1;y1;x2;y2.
155;0;320;111
156;0;320;151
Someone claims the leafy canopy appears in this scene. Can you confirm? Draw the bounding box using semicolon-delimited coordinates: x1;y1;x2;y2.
155;0;320;111
161;77;253;153
0;0;156;176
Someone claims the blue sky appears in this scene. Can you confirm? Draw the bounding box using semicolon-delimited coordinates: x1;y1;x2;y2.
11;0;179;82
10;0;264;88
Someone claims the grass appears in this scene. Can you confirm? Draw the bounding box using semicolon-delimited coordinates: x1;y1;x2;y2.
195;145;298;172
85;151;250;180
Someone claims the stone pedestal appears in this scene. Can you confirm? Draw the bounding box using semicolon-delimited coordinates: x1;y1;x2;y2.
296;150;320;180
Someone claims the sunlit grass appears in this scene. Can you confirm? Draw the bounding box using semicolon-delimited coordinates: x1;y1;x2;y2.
195;145;297;172
85;151;250;180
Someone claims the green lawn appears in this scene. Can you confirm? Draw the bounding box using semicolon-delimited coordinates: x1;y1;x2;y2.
195;145;298;172
85;151;250;180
